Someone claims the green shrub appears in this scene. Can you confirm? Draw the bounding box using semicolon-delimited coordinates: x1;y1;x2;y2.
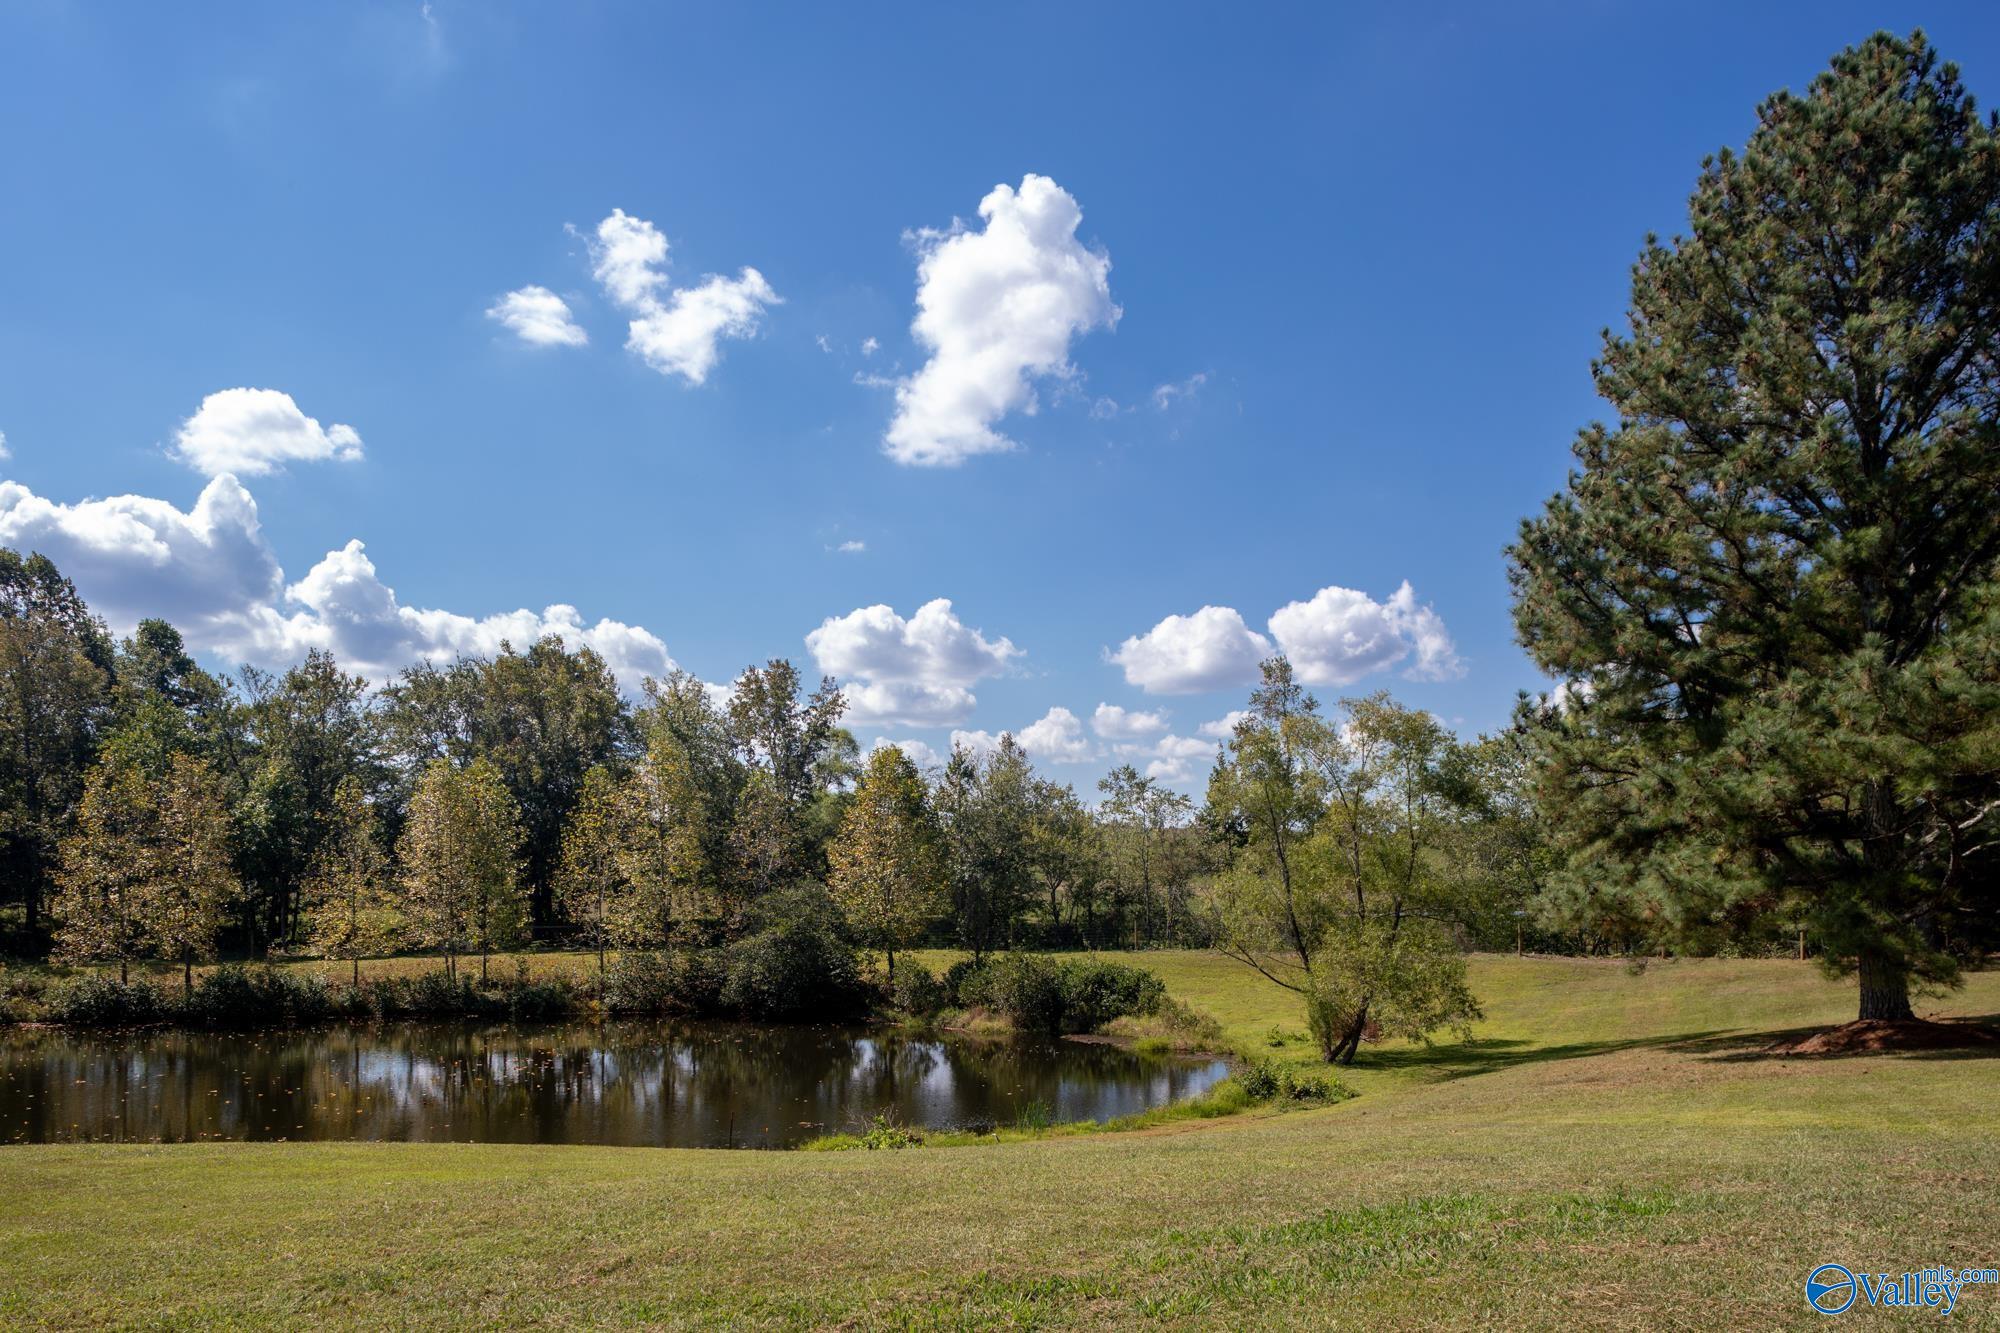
45;974;171;1026
345;976;408;1020
505;976;578;1022
1236;1058;1355;1105
605;949;724;1015
944;955;1167;1036
889;961;947;1018
1190;1080;1255;1118
1237;1059;1281;1100
941;958;990;1008
858;1113;924;1150
1057;961;1164;1031
401;969;497;1017
339;969;584;1022
182;966;335;1028
719;887;864;1020
801;1114;927;1152
344;969;501;1019
977;955;1068;1035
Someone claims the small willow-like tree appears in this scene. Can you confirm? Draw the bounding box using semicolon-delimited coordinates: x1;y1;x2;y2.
1206;660;1479;1064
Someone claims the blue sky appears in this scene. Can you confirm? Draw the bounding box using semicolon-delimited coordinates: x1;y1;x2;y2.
1;2;1993;788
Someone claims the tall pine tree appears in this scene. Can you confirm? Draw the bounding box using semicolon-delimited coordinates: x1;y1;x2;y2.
1510;32;2000;1020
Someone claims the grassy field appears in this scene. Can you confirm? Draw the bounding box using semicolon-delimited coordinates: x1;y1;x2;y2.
3;951;1997;1329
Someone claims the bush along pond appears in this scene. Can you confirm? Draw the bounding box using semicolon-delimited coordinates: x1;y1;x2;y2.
0;954;1245;1149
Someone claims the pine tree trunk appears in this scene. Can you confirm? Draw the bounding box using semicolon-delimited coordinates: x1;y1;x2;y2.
1858;947;1914;1021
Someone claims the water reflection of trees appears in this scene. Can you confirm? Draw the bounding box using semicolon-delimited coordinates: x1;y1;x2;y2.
0;1023;1229;1148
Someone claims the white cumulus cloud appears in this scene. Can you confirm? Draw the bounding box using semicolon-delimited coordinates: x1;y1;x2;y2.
883;174;1118;466
1112;584;1463;695
1198;710;1248;740
1146;733;1217;784
0;473;674;693
1015;706;1094;764
585;208;779;385
842;680;977;729
627;270;780;384
282;540;674;691
948;727;1003;759
588;209;670;307
806;598;1020;726
171;389;364;478
1268;581;1464;686
1109;605;1271;695
486;285;588;347
1092;702;1169;739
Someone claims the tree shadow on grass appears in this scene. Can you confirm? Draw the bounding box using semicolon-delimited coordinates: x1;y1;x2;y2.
1667;1014;2000;1064
1349;1012;2000;1079
1352;1031;1735;1082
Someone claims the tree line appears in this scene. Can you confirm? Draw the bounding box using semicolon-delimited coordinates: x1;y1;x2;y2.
0;547;1550;1008
0;561;1142;971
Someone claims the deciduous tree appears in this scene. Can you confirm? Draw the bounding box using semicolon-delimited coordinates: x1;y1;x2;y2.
937;736;1036;960
399;758;524;980
51;752;239;992
301;775;399;985
237;650;383;952
1206;661;1480;1063
49;760;153;982
829;745;945;974
149;753;241;995
0;550;113;940
556;765;628;984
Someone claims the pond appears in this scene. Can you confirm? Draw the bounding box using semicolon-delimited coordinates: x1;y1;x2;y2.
0;1021;1231;1149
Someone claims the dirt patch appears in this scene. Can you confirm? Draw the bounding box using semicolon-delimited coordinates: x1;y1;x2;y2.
1766;1018;2000;1057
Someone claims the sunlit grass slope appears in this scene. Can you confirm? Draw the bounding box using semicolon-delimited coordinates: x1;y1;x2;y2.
3;952;1995;1329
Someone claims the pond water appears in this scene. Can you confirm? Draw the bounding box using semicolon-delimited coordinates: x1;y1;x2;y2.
0;1021;1230;1149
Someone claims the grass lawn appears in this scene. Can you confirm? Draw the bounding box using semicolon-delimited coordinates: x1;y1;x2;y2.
3;951;1996;1328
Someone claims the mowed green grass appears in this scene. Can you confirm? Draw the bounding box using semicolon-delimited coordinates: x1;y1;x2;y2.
3;953;1997;1330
